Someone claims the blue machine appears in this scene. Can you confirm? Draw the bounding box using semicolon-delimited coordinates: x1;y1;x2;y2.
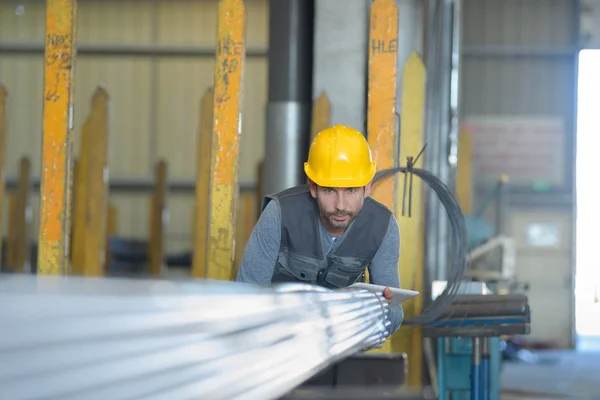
436;336;501;400
423;294;531;400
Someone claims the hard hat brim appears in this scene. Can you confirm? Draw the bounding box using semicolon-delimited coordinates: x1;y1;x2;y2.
304;162;376;188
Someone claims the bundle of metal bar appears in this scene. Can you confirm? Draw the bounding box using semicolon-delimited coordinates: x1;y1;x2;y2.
423;294;531;337
0;274;390;400
436;294;529;320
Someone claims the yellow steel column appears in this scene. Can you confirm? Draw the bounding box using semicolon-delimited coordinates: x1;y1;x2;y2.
232;193;255;280
70;118;90;274
310;92;331;144
192;88;214;278
367;0;398;354
82;87;109;276
0;85;7;269
7;195;16;269
8;157;32;272
105;203;117;267
38;0;78;275
206;0;246;280
394;52;426;388
456;129;473;214
255;161;263;218
148;159;168;276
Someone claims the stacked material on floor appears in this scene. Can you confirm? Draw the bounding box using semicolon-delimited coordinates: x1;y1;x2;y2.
0;274;391;400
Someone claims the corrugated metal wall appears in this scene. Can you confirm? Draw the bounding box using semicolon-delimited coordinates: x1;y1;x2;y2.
461;0;578;347
0;0;268;251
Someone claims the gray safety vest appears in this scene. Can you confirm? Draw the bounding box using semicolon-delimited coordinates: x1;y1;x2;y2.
262;184;392;289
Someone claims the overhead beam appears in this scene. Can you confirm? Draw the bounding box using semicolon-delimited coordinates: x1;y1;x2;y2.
0;43;267;58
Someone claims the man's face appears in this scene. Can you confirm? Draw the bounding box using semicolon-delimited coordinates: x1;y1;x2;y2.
310;181;371;234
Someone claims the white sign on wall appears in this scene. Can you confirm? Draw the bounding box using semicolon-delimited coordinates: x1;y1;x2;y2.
460;117;566;187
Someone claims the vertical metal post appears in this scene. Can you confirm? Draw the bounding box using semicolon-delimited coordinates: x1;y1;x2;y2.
148;160;168;276
395;52;427;388
106;203;117;267
38;0;78;275
424;0;453;282
366;0;398;355
495;175;509;236
437;337;447;400
456;129;473;214
232;193;255;280
70;118;90;274
207;0;246;280
263;0;314;196
192;88;214;278
448;0;462;173
481;337;490;400
471;337;482;400
83;87;109;277
0;85;7;270
8;157;32;273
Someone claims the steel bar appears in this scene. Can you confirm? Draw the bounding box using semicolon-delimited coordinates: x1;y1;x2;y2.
0;42;268;58
0;274;391;400
438;303;528;319
38;0;78;275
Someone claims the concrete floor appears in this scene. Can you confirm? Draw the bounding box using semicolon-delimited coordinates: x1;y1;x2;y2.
500;349;600;400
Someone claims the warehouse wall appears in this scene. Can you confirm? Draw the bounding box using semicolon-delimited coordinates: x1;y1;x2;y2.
461;0;578;348
0;0;268;251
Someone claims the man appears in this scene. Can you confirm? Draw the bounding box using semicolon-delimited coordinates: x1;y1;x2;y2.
236;124;403;335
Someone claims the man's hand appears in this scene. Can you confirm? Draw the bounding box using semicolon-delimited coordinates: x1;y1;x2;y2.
382;287;393;304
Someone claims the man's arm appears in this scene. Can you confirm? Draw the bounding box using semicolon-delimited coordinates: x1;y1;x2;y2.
235;200;282;285
368;214;403;335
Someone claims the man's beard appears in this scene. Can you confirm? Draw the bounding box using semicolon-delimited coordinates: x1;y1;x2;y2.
324;210;356;229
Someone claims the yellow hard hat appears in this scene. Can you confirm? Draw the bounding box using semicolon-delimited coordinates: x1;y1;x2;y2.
304;124;376;187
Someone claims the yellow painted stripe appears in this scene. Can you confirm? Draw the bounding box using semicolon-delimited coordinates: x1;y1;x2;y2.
206;0;246;281
367;0;399;355
38;0;78;275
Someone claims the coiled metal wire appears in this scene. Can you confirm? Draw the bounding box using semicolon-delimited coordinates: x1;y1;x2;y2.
372;164;470;325
0;274;390;400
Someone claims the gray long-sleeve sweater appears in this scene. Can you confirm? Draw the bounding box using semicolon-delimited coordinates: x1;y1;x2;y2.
235;199;404;335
